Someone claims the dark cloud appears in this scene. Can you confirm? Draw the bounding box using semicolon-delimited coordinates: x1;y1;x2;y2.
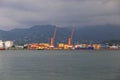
0;0;120;30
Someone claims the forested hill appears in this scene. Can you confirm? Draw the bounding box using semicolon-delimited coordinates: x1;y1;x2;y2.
0;24;120;44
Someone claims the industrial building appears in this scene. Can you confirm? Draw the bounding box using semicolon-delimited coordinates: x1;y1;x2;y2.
0;40;14;50
4;41;14;49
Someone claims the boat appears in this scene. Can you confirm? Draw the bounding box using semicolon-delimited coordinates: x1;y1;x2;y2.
0;48;5;50
74;47;94;50
74;44;94;50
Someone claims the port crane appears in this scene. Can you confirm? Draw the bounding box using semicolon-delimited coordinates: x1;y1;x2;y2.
68;25;74;48
49;26;57;48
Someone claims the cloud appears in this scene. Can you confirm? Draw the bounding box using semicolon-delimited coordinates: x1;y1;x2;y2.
0;0;120;30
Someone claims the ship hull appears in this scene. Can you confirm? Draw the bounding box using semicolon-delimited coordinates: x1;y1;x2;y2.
0;48;5;50
75;47;94;50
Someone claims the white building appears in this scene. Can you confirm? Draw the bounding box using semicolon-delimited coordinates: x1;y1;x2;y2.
4;41;14;48
0;40;4;48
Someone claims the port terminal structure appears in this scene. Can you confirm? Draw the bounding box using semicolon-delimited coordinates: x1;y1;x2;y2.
27;25;92;50
57;25;74;50
27;25;75;50
49;25;57;49
27;26;105;50
22;25;120;50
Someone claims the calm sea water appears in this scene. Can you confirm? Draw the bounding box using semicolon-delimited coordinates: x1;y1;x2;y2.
0;50;120;80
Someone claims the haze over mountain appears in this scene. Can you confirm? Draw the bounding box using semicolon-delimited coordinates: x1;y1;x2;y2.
0;24;120;44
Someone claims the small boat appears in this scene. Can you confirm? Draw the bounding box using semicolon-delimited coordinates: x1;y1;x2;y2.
0;48;5;50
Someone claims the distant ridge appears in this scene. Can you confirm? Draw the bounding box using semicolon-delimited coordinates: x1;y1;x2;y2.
0;24;120;44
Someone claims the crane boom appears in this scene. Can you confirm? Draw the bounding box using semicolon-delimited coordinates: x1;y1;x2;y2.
70;25;74;40
53;26;57;39
50;25;57;47
68;25;74;46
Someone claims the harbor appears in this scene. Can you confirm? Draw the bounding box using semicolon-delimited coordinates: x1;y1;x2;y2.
0;26;120;50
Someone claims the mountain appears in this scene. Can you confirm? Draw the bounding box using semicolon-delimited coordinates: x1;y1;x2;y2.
0;24;120;44
73;24;120;41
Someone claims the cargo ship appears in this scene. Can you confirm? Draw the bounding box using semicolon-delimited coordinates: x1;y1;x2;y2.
74;44;94;50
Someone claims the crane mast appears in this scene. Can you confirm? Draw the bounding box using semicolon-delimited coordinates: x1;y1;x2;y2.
50;26;57;48
68;26;74;46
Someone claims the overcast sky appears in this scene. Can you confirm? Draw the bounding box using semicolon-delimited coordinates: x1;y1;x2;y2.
0;0;120;30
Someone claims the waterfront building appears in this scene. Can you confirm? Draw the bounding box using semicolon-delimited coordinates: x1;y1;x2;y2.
4;41;14;49
0;40;4;48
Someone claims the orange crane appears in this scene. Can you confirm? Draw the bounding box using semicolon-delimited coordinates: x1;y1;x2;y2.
68;25;74;46
50;26;57;48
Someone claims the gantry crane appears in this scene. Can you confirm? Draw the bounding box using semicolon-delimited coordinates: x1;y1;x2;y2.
68;25;74;47
49;26;57;48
